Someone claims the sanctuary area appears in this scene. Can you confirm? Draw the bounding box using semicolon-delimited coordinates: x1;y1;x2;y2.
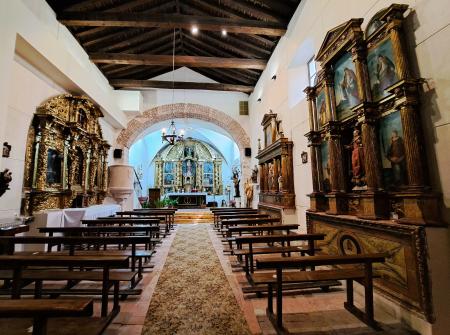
0;1;449;335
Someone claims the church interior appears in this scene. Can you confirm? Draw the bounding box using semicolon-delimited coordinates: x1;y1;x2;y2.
0;1;449;334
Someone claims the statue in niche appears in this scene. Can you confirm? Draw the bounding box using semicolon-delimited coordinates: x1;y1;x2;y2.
278;174;284;192
386;129;406;186
251;165;258;183
0;169;12;197
268;163;274;191
346;129;366;189
244;179;253;208
232;168;240;197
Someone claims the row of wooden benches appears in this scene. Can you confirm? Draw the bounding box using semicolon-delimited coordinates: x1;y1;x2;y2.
0;208;177;335
211;207;386;334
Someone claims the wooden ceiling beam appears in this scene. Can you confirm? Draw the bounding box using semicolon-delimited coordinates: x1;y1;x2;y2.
182;1;276;48
90;53;267;70
182;32;263;72
75;1;176;41
193;67;254;85
58;12;287;36
110;79;253;93
216;0;286;23
181;40;260;81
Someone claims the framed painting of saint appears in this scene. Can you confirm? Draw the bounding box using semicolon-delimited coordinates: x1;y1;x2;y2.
368;38;398;101
321;140;331;192
316;89;327;128
378;111;407;189
333;52;360;120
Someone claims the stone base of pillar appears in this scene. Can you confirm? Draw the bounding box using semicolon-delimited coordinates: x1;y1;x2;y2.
397;192;444;226
356;192;389;220
308;192;327;212
325;192;347;215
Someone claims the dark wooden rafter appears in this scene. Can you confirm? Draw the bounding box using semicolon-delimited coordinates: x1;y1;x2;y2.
110;79;253;93
75;1;176;41
58;13;287;36
180;1;276;49
90;53;267;70
46;0;301;91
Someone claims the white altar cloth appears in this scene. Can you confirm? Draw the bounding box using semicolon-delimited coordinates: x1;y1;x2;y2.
62;204;121;227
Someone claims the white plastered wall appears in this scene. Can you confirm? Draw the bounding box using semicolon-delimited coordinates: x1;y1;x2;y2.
248;0;450;334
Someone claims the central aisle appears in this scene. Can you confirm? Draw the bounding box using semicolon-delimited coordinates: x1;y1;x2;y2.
141;224;251;335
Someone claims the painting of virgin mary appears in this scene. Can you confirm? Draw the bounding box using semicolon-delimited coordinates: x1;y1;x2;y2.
368;39;398;101
334;52;360;120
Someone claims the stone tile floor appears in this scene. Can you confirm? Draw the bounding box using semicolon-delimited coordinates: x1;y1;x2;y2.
98;223;415;334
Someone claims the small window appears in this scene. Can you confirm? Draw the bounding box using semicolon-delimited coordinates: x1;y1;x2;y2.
307;57;317;86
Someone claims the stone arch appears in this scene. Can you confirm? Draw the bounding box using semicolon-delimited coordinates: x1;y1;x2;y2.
115;103;252;206
116;103;250;151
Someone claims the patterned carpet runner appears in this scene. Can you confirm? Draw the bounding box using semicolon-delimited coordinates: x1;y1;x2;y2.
141;224;251;335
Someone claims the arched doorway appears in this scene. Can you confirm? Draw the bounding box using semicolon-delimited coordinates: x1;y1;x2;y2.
115;103;251;205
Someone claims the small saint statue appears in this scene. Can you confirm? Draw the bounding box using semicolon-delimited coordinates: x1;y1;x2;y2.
278;174;284;192
346;129;365;189
232;168;240;197
251;165;258;183
244;179;253;208
268;163;274;191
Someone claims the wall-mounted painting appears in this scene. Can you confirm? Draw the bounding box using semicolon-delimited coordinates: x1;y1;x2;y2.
47;149;62;184
368;38;398;101
333;52;360;120
316;89;327;128
321;140;331;192
378;111;407;189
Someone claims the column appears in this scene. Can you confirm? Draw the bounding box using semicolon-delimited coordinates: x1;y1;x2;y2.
388;19;410;81
399;102;425;189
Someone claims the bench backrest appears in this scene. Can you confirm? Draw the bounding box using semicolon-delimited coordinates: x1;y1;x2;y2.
219;214;269;220
256;253;387;269
39;226;159;234
222;217;281;225
228;224;299;232
235;233;325;244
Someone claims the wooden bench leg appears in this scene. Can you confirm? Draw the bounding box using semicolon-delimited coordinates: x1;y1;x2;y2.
267;283;273;314
346;279;354;307
276;268;283;329
32;316;47;335
113;281;120;313
101;267;110;317
34;280;43;299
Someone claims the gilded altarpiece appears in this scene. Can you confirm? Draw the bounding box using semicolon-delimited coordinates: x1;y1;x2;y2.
22;94;110;215
257;112;295;211
153;138;223;196
304;5;444;322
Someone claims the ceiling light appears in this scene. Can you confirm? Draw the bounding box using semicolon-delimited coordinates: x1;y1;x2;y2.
191;26;199;35
221;29;227;36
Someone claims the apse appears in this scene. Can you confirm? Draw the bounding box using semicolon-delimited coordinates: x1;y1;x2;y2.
129;119;241;207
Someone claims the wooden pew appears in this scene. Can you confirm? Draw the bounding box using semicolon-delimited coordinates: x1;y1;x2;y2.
220;217;281;233
224;223;300;254
90;217;166;237
0;254;129;318
254;254;386;333
0;235;153;288
38;226;159;275
218;214;270;231
116;210;175;231
0;298;93;335
234;233;325;276
213;209;258;227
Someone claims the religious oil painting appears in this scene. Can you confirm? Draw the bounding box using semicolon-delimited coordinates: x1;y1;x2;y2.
333;52;360;120
321;140;331;192
316;89;327;128
379;111;407;189
46;149;62;184
163;162;175;185
368;38;398;101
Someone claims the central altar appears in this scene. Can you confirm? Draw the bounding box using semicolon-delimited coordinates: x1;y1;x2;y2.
166;192;207;208
153;138;223;196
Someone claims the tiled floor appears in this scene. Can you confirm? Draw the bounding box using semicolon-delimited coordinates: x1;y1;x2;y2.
102;222;413;335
